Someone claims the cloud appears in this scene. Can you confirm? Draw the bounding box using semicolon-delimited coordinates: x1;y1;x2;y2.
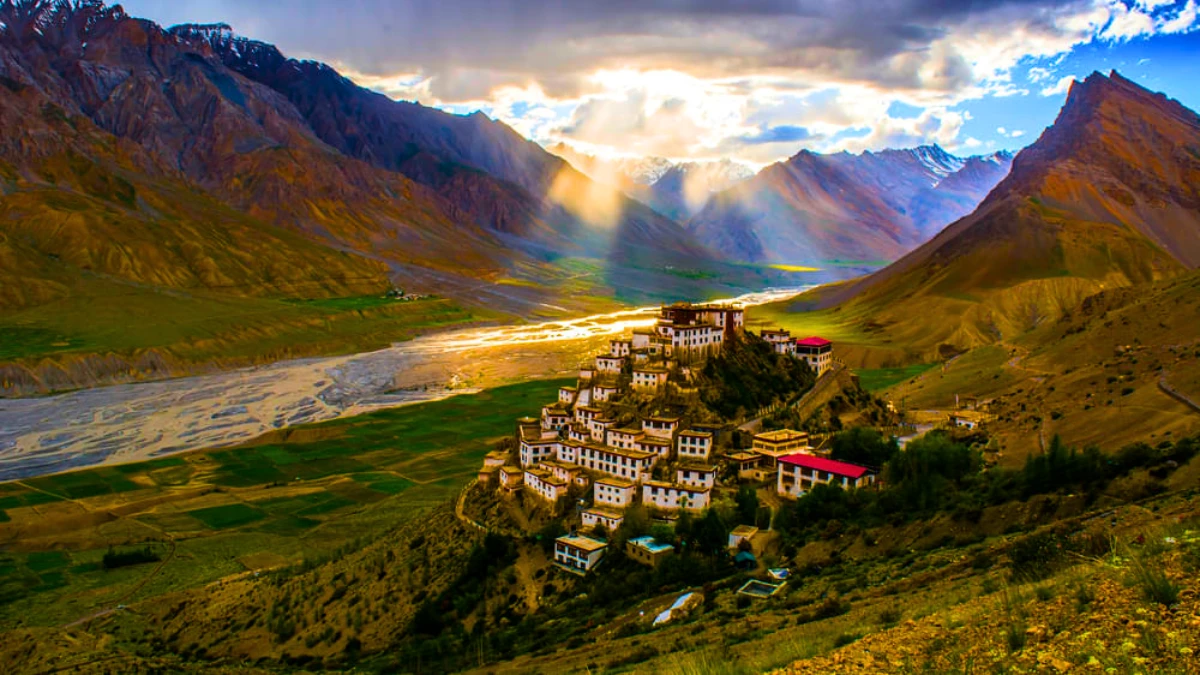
1040;74;1079;96
118;0;1200;163
1027;66;1054;83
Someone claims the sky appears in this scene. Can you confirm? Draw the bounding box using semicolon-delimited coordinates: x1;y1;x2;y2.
119;0;1200;168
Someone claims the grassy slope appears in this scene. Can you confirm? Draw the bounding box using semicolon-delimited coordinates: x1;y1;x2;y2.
878;271;1200;465
6;482;1196;673
0;378;568;628
772;501;1200;674
0;288;488;365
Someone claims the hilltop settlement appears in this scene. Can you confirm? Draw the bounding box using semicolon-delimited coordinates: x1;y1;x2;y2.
475;302;870;575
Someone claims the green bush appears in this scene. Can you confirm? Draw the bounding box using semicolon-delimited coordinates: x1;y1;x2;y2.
102;546;161;570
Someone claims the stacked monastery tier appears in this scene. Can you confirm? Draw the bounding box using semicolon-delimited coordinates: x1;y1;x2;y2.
475;302;874;574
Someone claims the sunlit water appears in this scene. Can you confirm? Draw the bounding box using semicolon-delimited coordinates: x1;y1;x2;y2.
0;287;810;480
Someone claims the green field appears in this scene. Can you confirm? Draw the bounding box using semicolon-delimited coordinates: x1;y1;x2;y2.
187;504;268;529
0;377;570;627
24;467;141;500
0;283;496;370
855;363;939;392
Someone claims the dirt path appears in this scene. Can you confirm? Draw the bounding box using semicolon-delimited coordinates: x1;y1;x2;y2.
456;479;488;532
1159;370;1200;415
999;342;1051;451
62;537;176;629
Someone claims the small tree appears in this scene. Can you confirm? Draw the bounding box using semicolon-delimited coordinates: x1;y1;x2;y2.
621;504;651;539
735;485;759;526
650;523;675;546
694;509;729;555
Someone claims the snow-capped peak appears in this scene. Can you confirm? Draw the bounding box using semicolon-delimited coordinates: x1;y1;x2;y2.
912;144;966;178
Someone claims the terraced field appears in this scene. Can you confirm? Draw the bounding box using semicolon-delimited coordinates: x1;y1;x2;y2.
0;378;568;627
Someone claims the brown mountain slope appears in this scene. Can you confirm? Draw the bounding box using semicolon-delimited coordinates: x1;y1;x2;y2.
176;23;716;265
1;1;739;328
0;65;391;310
0;2;532;313
808;71;1199;354
687;146;1011;264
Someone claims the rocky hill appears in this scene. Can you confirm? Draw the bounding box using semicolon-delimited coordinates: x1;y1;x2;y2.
687;145;1012;264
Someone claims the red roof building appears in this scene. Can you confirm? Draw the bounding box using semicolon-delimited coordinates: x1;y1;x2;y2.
778;454;869;477
793;336;833;376
777;453;874;498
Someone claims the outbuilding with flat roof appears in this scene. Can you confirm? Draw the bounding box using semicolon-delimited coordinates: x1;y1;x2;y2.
554;534;607;574
626;536;675;567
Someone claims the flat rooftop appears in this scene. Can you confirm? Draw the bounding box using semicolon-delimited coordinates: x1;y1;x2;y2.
583;506;624;519
643;480;710;493
557;534;607;552
629;536;674;554
754;429;808;442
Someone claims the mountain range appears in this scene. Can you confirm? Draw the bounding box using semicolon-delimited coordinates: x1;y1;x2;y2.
688;145;1013;265
810;70;1200;352
548;143;756;221
0;2;731;323
8;1;1186;383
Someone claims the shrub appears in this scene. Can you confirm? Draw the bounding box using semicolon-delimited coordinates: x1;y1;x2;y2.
1128;553;1180;606
877;607;901;625
102;546;161;569
1073;582;1095;610
832;632;862;648
970;551;995;570
1008;532;1065;582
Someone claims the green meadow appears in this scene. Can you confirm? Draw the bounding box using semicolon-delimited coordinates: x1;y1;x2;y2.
0;282;494;368
854;363;940;392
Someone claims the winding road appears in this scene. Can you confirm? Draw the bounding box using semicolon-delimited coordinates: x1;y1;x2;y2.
0;287;809;482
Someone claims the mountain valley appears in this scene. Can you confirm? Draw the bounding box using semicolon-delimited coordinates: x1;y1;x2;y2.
0;2;1198;674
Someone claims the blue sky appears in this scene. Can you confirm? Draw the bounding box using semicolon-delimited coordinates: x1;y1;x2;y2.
120;0;1200;166
954;27;1200;153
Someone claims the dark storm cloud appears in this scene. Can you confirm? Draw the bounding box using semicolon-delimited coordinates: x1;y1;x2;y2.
122;0;1095;100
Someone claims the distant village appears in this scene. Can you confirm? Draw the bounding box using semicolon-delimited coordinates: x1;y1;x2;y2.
475;302;878;576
